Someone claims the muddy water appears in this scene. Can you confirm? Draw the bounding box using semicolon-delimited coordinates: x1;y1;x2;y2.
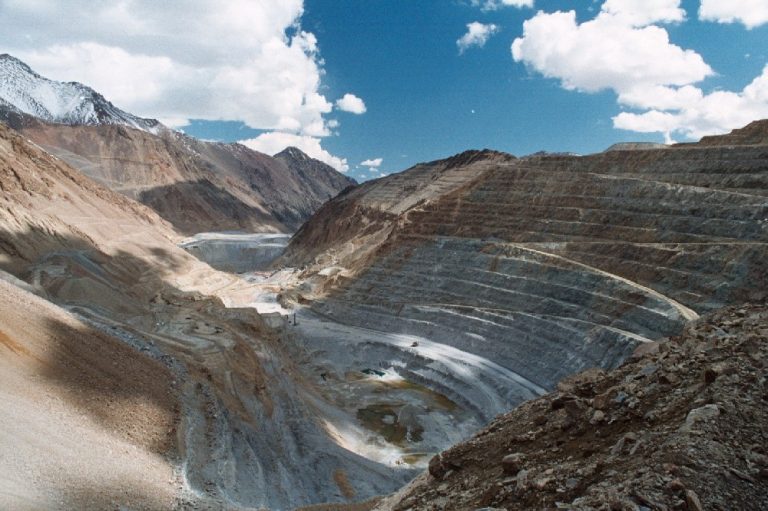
180;232;291;272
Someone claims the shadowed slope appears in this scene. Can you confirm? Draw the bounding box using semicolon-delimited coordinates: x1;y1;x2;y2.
0;275;178;511
0;121;191;508
13;120;355;234
0;121;412;510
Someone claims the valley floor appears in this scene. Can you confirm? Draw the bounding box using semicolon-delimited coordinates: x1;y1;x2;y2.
204;237;550;462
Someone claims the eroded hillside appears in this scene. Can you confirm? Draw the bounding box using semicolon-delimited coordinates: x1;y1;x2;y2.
1;112;767;510
0;274;179;510
281;122;768;415
0;55;355;236
0;122;409;510
15;119;354;235
0;121;189;509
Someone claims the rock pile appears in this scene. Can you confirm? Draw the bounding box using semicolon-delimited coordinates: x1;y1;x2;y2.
378;303;768;511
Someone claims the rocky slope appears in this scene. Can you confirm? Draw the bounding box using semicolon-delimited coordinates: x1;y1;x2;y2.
0;54;355;235
697;119;768;146
0;272;179;511
2;57;767;509
0;121;187;509
375;302;768;510
280;121;768;422
275;146;357;198
19;120;355;234
0;122;407;510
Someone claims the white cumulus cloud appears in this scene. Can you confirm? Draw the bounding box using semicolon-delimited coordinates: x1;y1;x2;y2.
0;0;360;142
511;7;711;95
600;0;685;26
699;0;768;29
457;22;500;54
361;157;383;169
241;133;349;173
509;1;768;140
335;93;367;114
614;65;768;140
471;0;534;11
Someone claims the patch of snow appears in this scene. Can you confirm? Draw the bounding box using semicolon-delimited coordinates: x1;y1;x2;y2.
0;54;161;132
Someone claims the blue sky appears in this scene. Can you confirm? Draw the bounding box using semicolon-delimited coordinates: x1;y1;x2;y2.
188;0;768;181
1;1;767;182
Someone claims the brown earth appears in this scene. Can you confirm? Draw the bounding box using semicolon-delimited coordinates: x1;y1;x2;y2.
0;271;178;510
7;113;354;235
0;118;193;509
375;302;768;511
3;104;768;511
0;120;407;509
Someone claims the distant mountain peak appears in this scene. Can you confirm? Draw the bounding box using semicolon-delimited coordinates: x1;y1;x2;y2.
275;146;312;161
426;148;515;170
0;53;161;133
0;53;36;75
274;146;356;186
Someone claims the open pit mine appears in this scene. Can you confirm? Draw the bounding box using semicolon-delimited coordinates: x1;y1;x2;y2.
1;55;767;511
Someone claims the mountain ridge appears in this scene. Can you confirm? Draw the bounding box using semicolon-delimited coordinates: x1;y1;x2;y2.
0;54;356;235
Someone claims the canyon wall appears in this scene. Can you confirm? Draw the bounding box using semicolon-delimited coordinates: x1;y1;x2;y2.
17;120;354;235
283;122;768;398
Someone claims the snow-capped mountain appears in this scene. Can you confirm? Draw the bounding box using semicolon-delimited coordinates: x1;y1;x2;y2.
0;53;356;235
0;54;161;132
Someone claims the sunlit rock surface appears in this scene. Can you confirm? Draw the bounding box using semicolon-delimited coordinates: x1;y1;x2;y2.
1;117;767;510
283;122;768;401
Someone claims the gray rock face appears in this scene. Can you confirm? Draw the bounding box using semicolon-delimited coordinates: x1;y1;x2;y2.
287;121;768;409
374;303;768;511
680;404;721;432
604;141;669;151
312;236;689;396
